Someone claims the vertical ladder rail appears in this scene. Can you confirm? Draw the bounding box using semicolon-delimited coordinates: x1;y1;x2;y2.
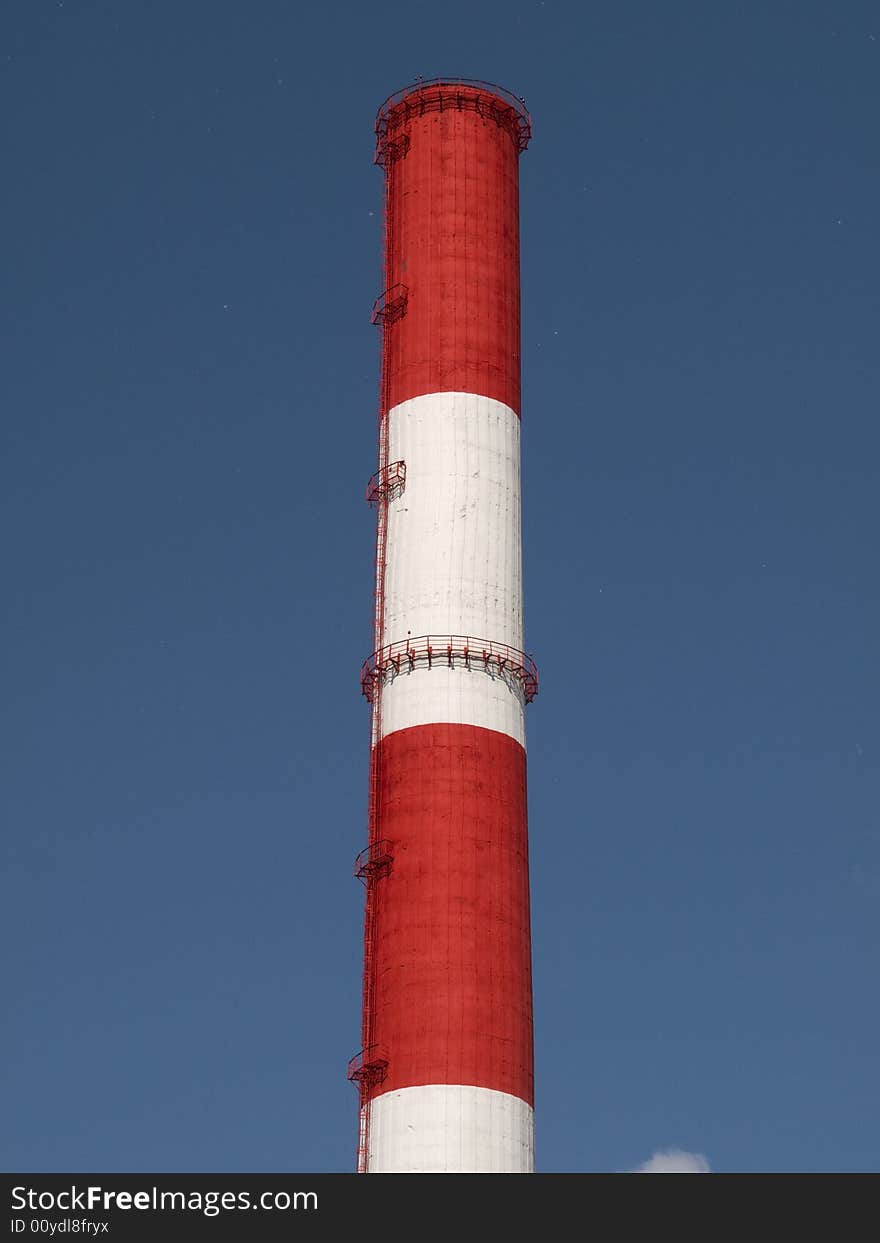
355;143;397;1175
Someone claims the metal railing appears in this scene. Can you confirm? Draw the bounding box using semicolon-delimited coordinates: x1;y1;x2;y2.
354;840;394;884
347;1046;389;1087
361;634;539;704
365;460;406;506
375;78;532;154
370;283;408;326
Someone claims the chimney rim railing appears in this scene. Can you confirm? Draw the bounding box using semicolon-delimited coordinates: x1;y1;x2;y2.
375;78;531;153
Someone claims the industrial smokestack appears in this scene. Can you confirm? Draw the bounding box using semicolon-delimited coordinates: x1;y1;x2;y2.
349;78;537;1174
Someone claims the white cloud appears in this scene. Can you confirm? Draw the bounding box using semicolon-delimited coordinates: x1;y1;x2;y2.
631;1148;711;1173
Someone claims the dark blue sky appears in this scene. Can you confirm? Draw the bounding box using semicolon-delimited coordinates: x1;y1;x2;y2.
2;0;877;1173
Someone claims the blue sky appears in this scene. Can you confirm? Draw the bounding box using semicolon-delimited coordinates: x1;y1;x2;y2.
2;0;877;1173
